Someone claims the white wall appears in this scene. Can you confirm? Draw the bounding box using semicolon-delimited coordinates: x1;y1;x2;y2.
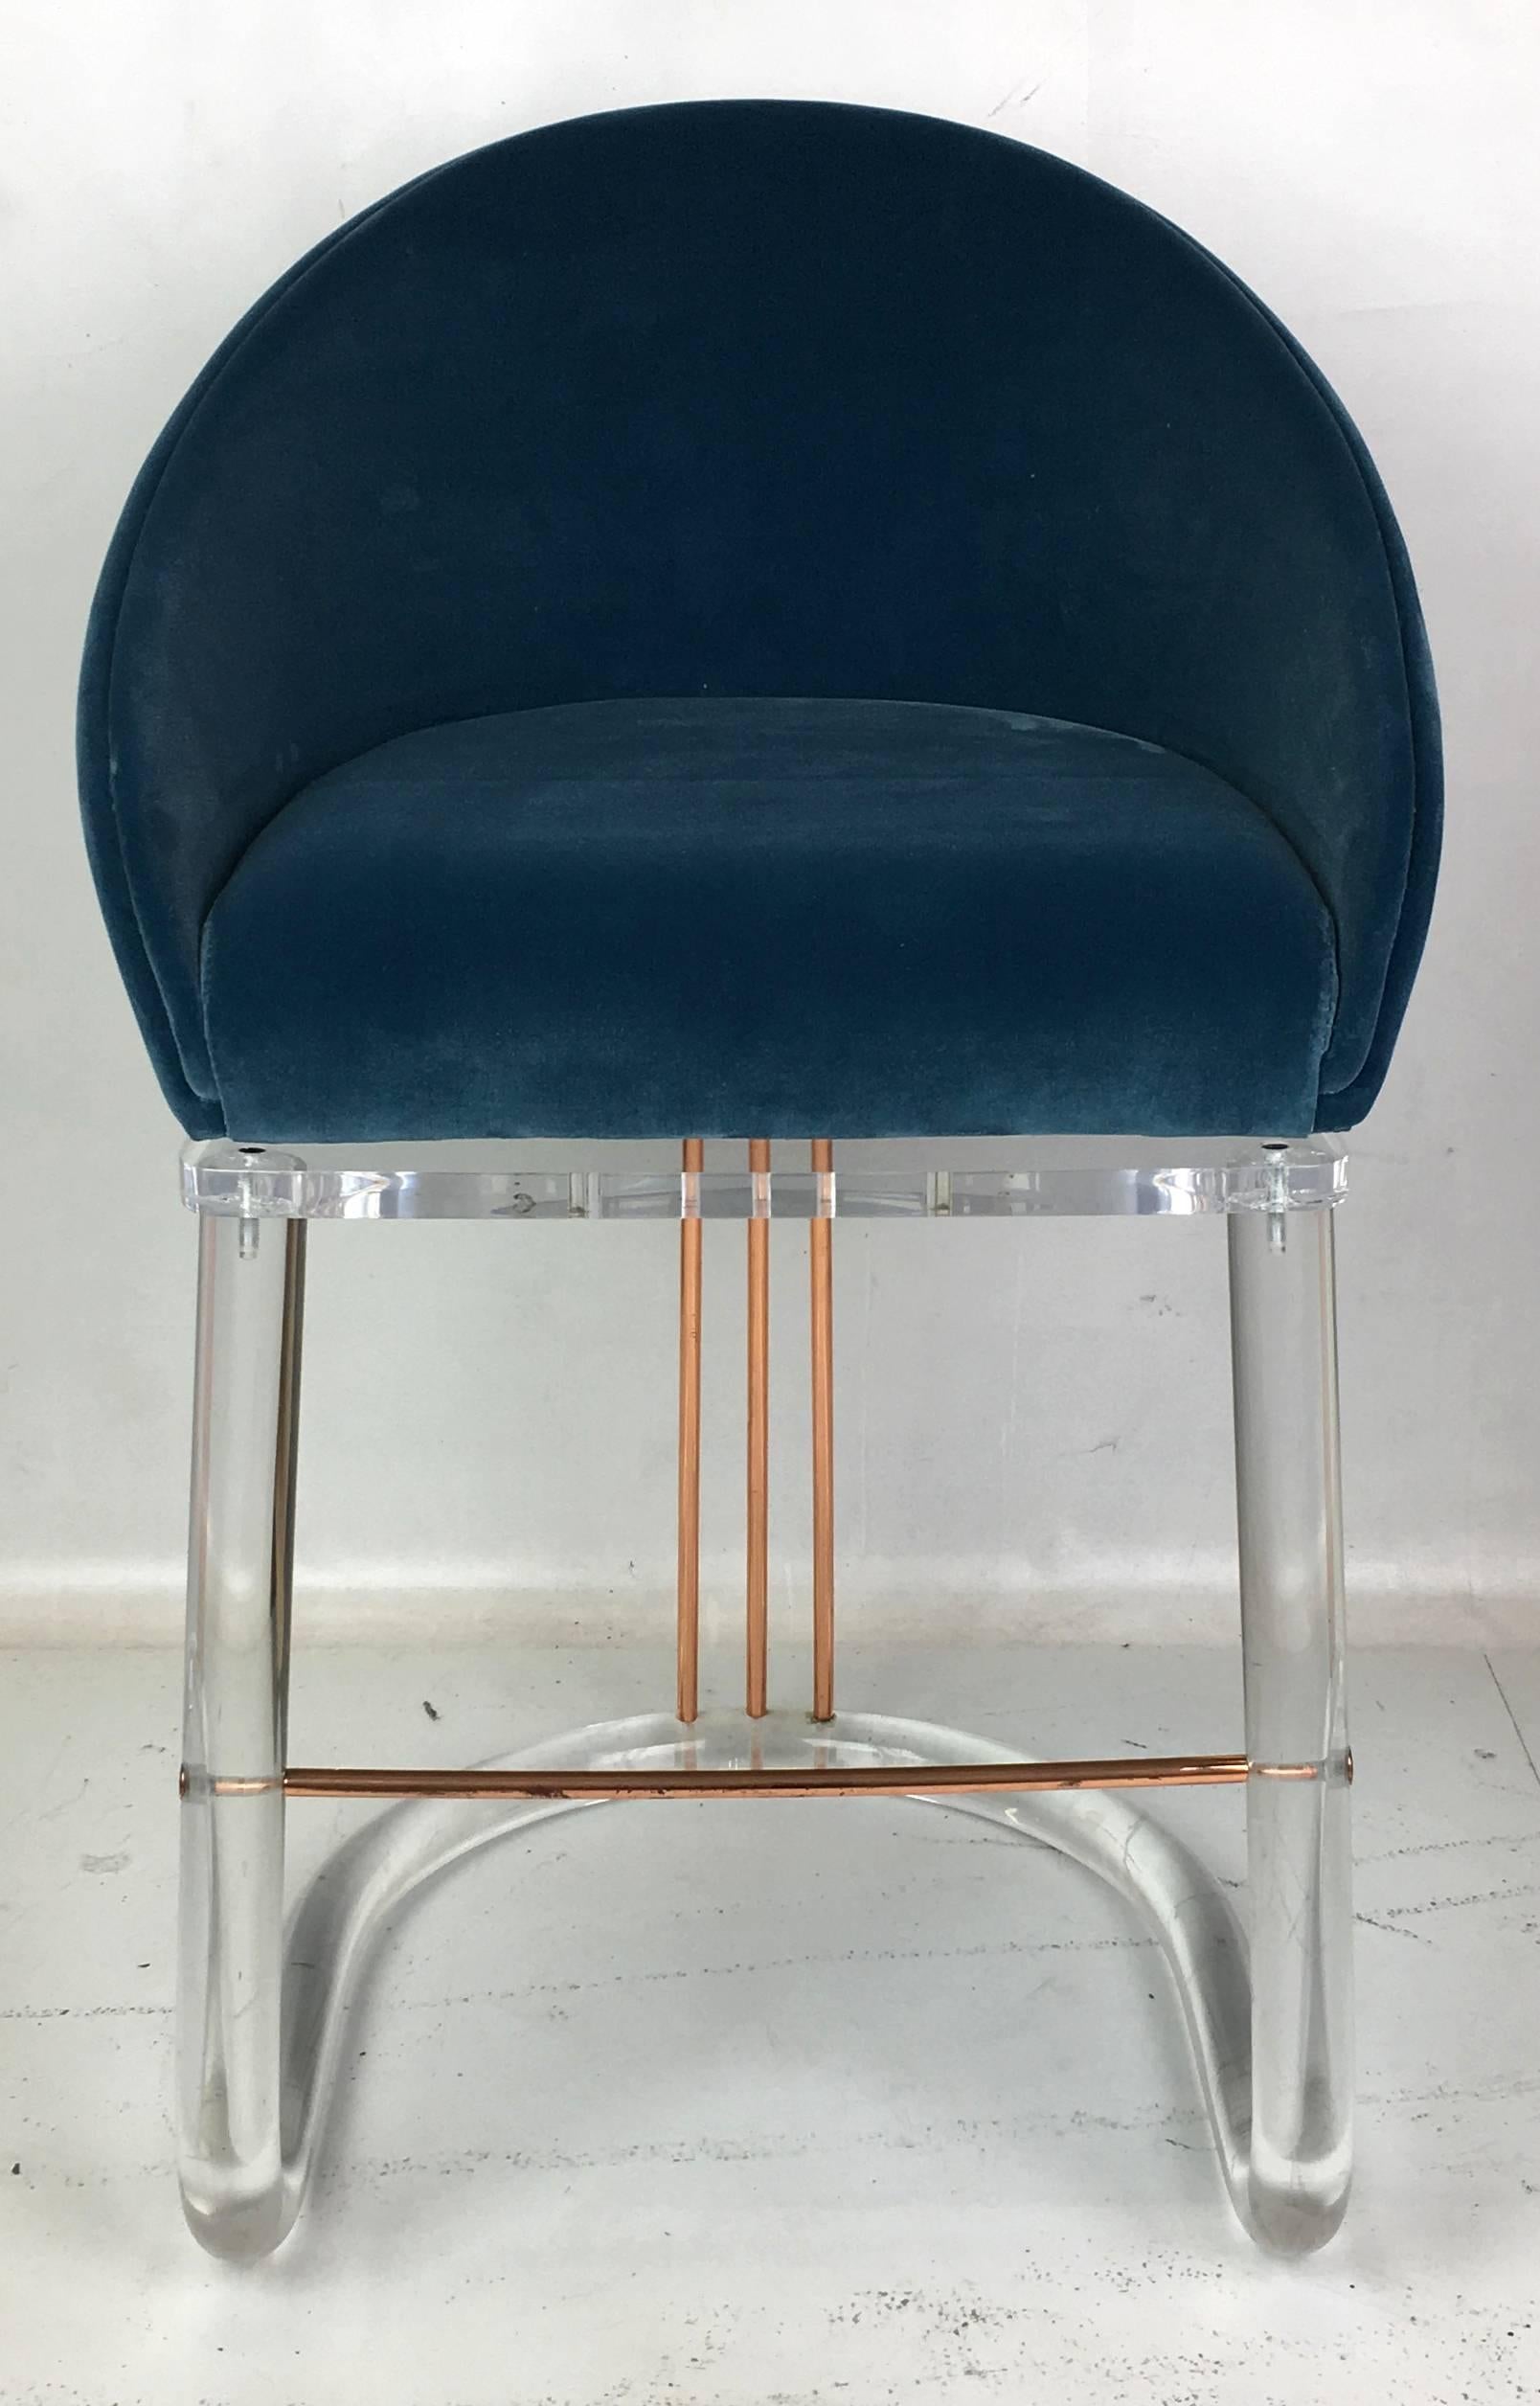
4;1;1537;1648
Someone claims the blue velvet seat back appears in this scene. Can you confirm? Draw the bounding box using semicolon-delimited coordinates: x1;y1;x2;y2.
79;100;1438;1136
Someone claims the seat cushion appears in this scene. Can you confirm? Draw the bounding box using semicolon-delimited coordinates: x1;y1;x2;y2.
199;696;1338;1140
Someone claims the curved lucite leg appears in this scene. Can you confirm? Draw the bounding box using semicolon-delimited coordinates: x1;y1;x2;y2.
1230;1201;1352;2253
255;1710;1257;2248
177;1212;305;2258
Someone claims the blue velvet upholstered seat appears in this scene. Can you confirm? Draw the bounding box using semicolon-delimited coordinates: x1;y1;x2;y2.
203;698;1335;1140
79;101;1439;1141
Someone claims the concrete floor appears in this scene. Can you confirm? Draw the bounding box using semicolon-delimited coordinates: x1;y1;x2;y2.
3;1638;1539;2403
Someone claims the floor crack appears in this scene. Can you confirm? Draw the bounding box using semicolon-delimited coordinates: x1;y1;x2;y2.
1483;1651;1540;1792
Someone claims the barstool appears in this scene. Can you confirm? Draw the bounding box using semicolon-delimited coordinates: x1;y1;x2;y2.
78;100;1440;2258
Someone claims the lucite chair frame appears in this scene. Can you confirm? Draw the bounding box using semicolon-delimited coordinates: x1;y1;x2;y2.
176;1132;1350;2260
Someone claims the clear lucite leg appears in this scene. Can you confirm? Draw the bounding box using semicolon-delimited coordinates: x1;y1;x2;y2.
1229;1200;1352;2253
177;1211;306;2258
168;1172;1352;2260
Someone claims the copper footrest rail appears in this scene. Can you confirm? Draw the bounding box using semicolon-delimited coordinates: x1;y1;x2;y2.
201;1751;1325;1801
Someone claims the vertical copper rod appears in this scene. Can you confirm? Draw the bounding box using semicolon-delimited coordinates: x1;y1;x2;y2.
677;1138;704;1723
270;1221;307;1759
746;1139;771;1715
810;1137;835;1721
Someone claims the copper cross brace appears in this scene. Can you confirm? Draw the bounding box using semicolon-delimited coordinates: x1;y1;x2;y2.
204;1754;1326;1802
209;1138;1335;1813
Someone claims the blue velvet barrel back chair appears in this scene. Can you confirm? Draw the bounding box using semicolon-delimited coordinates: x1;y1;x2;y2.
79;101;1438;2260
